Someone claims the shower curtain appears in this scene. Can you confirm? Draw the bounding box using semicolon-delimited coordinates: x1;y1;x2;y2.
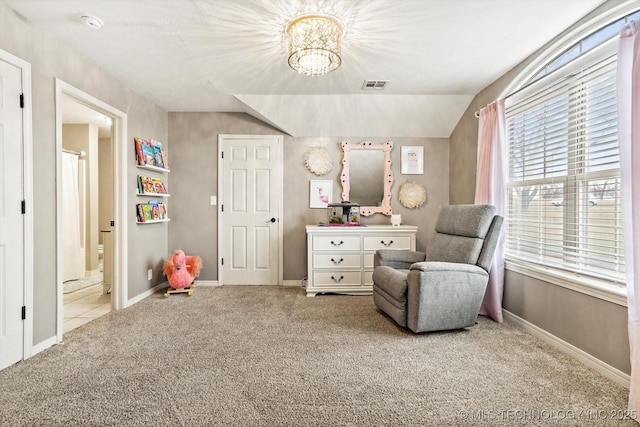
62;152;84;282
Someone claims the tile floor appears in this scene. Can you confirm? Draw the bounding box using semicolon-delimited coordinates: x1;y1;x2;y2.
63;282;111;333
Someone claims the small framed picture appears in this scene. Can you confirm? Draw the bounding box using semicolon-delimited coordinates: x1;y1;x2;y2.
401;146;424;175
310;180;332;209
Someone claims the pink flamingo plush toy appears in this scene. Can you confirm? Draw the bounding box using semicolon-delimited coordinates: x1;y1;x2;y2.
163;249;202;290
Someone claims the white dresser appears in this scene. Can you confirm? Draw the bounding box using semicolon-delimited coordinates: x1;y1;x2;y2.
305;225;418;297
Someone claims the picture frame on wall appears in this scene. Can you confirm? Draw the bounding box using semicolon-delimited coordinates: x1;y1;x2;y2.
310;180;332;208
401;146;424;175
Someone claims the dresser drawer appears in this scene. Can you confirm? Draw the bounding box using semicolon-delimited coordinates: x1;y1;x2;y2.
313;235;361;251
313;271;362;286
314;253;361;269
364;235;412;251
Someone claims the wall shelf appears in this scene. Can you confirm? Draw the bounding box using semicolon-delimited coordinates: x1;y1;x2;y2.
136;219;170;225
134;138;170;224
136;164;170;173
136;191;170;198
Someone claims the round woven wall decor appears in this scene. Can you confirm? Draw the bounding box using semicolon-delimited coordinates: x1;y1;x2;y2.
304;146;333;176
398;180;427;209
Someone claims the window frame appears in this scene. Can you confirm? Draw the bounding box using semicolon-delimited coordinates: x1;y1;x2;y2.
504;37;627;306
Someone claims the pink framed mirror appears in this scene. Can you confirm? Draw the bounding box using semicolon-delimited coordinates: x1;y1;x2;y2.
340;141;394;216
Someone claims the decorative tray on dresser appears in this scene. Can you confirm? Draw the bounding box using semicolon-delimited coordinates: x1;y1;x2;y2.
305;225;418;297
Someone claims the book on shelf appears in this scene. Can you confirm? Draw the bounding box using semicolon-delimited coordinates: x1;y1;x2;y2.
134;137;145;166
137;175;167;194
136;201;168;222
150;139;169;169
135;137;169;169
135;137;154;166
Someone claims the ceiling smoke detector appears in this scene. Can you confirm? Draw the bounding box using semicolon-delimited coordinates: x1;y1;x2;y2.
80;15;104;30
362;80;388;90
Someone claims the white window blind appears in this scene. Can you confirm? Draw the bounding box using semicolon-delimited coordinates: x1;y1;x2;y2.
505;44;625;285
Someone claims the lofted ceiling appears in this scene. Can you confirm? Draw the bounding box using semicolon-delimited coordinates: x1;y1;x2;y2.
3;0;606;137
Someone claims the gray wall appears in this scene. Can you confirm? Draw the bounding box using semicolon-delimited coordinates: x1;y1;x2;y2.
448;1;631;374
1;5;169;345
169;112;449;281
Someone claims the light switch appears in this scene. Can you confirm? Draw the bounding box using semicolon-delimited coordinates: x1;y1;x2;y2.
210;196;217;206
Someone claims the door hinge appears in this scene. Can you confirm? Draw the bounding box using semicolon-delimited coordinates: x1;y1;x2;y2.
221;204;224;212
221;151;224;159
221;258;224;265
21;306;26;320
20;93;24;109
21;200;26;214
110;220;115;227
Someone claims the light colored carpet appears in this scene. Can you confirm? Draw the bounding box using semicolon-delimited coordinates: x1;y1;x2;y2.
0;286;635;426
63;276;102;294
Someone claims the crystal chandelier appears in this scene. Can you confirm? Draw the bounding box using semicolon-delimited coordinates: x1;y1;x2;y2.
286;14;342;76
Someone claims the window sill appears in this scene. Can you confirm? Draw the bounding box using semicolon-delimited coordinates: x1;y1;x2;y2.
505;259;627;307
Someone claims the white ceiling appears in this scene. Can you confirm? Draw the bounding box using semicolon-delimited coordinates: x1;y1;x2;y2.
61;97;112;138
4;0;606;137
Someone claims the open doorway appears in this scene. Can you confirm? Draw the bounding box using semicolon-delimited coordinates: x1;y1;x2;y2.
60;96;113;333
55;79;129;342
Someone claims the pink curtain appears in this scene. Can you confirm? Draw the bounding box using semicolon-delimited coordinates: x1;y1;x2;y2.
618;19;640;416
474;99;506;323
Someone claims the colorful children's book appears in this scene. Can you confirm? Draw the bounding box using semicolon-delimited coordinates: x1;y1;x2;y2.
134;137;145;165
140;140;155;166
150;139;165;169
142;204;153;222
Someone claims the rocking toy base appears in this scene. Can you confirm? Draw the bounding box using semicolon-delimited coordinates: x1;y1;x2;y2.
164;284;195;297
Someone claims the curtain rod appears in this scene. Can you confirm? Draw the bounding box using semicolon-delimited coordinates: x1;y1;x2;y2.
62;148;85;157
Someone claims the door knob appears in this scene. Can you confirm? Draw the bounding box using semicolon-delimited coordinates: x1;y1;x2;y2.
269;218;276;223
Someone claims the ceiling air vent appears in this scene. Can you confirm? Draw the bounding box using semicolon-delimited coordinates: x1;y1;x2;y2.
362;80;388;90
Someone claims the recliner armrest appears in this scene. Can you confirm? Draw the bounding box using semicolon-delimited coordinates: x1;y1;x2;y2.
374;249;426;270
409;261;487;275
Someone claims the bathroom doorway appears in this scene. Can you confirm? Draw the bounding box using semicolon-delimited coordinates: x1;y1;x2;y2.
55;79;129;342
60;96;113;333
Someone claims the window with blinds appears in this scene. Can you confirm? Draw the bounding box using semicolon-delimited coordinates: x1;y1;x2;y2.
505;40;625;286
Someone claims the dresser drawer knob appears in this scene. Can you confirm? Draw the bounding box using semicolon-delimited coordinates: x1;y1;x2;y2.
330;275;344;282
331;258;344;264
330;240;344;246
381;240;394;247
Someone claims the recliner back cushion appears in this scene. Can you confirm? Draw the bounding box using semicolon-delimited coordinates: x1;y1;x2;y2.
427;204;496;266
426;233;484;265
435;204;495;238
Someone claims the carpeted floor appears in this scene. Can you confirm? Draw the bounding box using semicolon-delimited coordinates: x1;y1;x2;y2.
0;286;635;426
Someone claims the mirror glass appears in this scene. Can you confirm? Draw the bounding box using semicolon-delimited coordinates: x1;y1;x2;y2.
340;141;393;216
349;150;384;206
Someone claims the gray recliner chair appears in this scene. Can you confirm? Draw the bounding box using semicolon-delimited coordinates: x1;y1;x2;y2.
372;204;503;333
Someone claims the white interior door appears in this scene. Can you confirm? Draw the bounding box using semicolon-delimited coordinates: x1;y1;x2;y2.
219;135;282;285
0;57;24;370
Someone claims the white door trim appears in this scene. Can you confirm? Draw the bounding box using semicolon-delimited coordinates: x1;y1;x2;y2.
54;79;128;342
0;49;33;361
217;134;283;286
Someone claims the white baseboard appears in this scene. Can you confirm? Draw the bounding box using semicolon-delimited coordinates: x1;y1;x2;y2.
126;282;167;307
194;280;219;287
282;279;304;287
503;310;630;389
30;336;57;357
